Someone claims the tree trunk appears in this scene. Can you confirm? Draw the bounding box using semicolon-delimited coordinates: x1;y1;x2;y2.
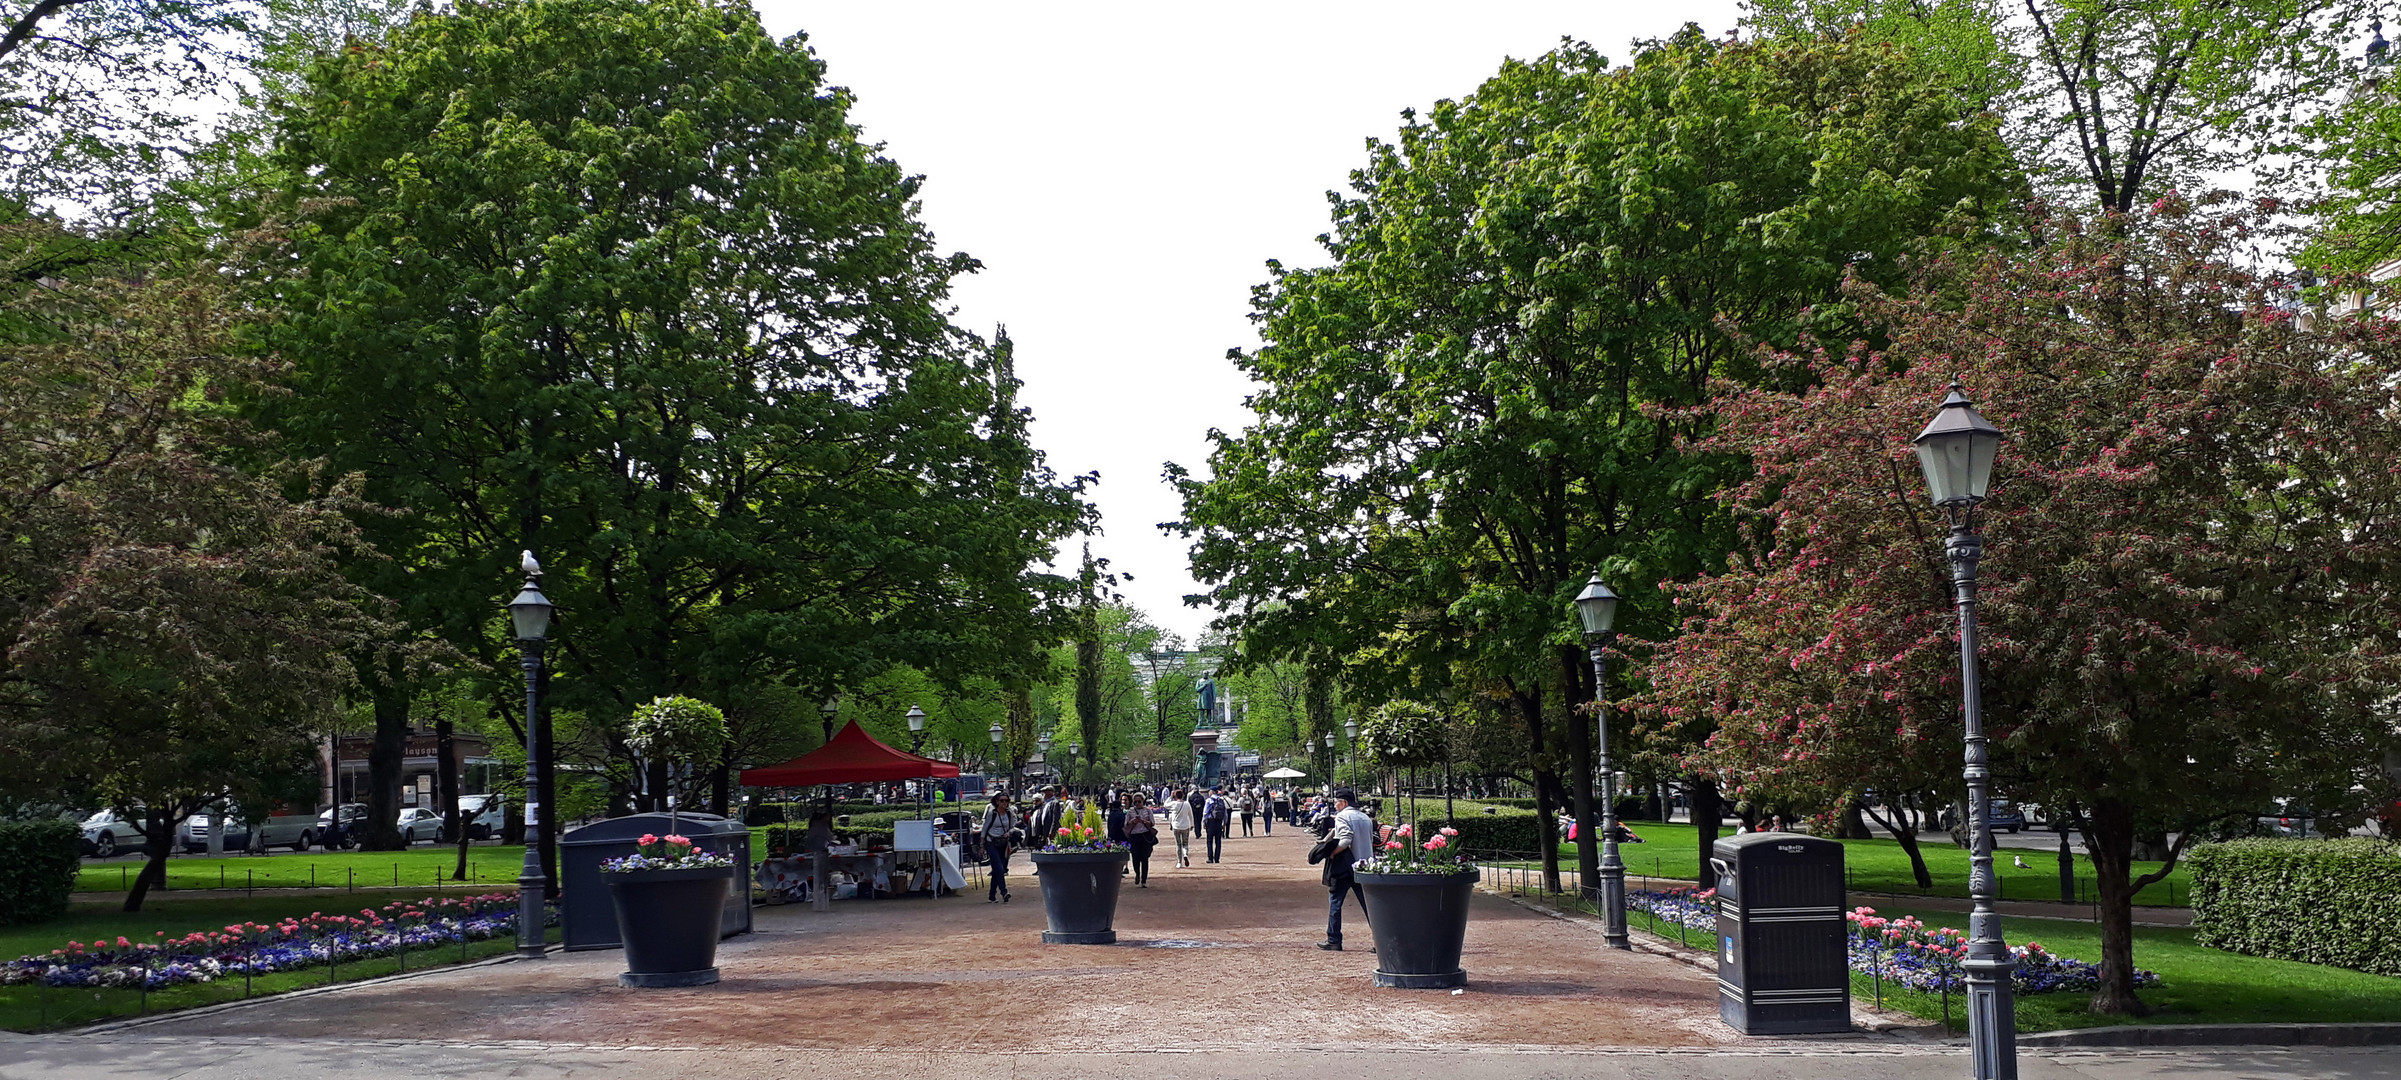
2057;827;2076;903
437;715;465;880
1515;683;1563;894
709;759;730;817
121;806;176;912
1947;797;1971;849
1839;798;1873;840
1560;646;1599;901
2080;799;2151;1015
2131;830;2172;862
1863;801;1934;889
361;675;410;850
1692;777;1723;890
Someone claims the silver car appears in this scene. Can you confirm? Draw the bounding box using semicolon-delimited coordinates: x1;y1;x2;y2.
395;807;444;844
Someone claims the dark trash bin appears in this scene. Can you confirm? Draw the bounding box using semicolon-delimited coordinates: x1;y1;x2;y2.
1711;832;1850;1035
559;813;752;951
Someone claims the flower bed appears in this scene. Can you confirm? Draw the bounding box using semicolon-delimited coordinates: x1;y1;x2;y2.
1;893;529;991
1625;889;2159;996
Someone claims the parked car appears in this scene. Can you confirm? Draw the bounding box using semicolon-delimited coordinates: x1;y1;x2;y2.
453;794;505;841
78;809;146;858
395;807;443;844
2256;800;2322;838
316;803;369;848
177;811;257;854
1938;800;2027;834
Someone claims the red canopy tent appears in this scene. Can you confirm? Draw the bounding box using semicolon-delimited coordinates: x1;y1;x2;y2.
739;719;960;787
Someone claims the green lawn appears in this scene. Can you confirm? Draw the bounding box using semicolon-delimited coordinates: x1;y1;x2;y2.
75;845;533;895
1617;897;2401;1031
1;890;554;1032
1524;820;2194;907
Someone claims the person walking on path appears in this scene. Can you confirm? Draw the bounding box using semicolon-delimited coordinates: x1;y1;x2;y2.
1238;789;1257;837
1029;786;1065;844
1319;789;1375;950
1202;786;1231;863
1259;785;1274;835
1167;787;1197;868
1122;792;1157;887
981;795;1019;903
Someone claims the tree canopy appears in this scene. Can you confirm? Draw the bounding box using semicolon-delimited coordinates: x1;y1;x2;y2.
1172;27;2020;886
256;0;1091;778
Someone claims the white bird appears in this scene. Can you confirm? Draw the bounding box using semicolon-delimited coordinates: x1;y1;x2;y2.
2012;855;2031;870
521;550;542;577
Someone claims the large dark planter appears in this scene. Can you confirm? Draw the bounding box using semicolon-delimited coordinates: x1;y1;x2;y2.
1353;868;1480;988
606;865;733;987
1028;849;1131;944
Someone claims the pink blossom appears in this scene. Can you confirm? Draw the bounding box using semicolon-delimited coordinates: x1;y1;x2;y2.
637;833;659;845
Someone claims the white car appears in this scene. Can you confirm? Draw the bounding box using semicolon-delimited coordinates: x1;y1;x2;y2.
79;809;146;858
396;807;444;844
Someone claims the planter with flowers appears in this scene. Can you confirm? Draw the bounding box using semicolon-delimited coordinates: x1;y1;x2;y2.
605;695;734;987
1027;821;1131;944
1352;700;1479;988
1353;821;1479;988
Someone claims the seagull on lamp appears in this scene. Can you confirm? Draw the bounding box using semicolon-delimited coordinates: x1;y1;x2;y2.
521;550;542;578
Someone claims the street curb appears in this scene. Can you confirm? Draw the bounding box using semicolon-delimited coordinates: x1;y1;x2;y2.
2019;1023;2401;1048
60;945;557;1036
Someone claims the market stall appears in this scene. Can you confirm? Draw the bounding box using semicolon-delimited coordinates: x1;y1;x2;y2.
741;721;965;909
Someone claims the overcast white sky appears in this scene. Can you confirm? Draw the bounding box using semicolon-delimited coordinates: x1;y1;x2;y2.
751;2;1746;643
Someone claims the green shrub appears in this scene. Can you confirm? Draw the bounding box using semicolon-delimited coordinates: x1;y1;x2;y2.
758;825;896;854
0;819;82;926
2188;838;2401;975
1413;800;1548;854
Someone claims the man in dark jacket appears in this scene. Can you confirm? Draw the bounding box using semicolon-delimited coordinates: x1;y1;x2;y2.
1028;786;1065;844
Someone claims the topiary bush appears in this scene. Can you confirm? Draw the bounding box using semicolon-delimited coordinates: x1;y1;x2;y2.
0;819;83;926
2187;838;2401;975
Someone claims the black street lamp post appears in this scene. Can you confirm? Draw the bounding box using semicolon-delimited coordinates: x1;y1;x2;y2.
506;554;554;960
906;704;927;754
1323;731;1336;788
1572;573;1628;950
1913;385;2014;1080
987;722;1004;786
1343;719;1359;788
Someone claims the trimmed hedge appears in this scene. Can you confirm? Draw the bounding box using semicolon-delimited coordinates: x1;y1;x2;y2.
0;819;83;926
1413;800;1548;853
2188;838;2401;975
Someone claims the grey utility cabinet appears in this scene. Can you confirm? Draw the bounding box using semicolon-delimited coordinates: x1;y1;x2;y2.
1710;832;1851;1035
558;813;752;951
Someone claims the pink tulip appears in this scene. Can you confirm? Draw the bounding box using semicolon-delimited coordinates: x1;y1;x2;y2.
638;833;658;845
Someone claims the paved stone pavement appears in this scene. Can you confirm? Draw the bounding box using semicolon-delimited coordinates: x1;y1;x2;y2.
9;825;2393;1079
5;1036;2397;1079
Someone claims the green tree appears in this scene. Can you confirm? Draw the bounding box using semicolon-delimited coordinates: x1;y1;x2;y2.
1173;29;2018;890
255;0;1087;852
1744;0;2380;212
2306;51;2401;281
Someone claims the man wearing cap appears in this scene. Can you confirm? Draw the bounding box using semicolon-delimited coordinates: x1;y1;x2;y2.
1319;789;1374;950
